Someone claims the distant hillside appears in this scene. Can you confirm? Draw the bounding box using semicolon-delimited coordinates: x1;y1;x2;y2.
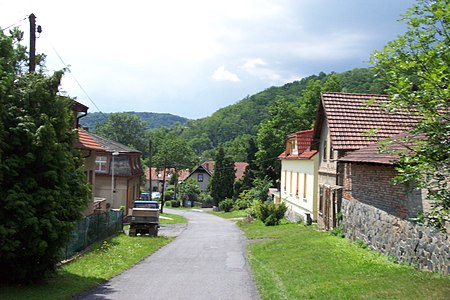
172;67;385;160
79;111;189;131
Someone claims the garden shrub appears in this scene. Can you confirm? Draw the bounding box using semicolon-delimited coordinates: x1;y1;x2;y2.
171;200;181;208
258;202;287;226
246;200;261;218
219;199;234;212
234;190;253;210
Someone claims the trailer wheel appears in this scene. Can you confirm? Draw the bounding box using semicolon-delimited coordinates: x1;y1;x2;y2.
149;225;158;237
129;227;137;237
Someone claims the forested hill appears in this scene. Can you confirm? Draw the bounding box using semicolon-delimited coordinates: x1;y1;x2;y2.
175;68;385;159
80;111;189;131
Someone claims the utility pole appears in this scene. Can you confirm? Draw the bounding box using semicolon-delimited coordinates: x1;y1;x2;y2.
29;13;36;72
160;158;167;213
148;140;152;200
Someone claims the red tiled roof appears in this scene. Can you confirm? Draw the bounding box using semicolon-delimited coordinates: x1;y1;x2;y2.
279;129;318;159
234;162;249;179
145;167;191;182
185;161;249;180
312;92;419;151
76;128;104;151
339;132;422;165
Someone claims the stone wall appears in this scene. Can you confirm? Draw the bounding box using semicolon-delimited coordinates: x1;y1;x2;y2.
342;198;449;274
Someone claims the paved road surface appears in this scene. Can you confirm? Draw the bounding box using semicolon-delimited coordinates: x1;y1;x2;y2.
75;208;260;300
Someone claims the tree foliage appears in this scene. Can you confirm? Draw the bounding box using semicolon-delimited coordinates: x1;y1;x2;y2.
371;0;450;229
96;112;148;153
0;29;89;282
210;146;235;205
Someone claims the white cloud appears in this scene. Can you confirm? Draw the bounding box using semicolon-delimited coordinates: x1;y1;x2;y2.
242;58;267;71
211;66;240;82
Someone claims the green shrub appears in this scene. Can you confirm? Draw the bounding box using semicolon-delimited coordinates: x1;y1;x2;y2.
164;190;174;201
234;190;253;210
171;200;181;208
258;202;287;226
219;199;234;212
246;200;261;218
199;193;214;207
165;200;172;207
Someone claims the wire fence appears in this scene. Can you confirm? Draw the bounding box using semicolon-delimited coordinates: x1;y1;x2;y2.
60;210;124;261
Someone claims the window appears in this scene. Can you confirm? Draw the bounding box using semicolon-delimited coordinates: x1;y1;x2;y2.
319;185;324;214
289;171;293;194
290;140;298;155
197;174;204;182
296;172;299;195
95;155;108;173
303;173;307;200
322;139;328;162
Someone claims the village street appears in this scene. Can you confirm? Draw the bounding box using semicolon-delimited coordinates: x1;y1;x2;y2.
75;208;260;300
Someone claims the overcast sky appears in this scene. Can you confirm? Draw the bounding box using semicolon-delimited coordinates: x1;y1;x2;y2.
1;0;415;119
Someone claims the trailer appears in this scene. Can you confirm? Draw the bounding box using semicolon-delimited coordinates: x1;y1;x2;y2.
129;200;160;236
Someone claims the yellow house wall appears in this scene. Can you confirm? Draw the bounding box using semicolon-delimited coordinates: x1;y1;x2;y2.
280;154;318;222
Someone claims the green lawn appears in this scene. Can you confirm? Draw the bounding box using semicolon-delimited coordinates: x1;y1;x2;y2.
0;213;188;300
209;209;248;219
239;220;450;300
160;212;188;224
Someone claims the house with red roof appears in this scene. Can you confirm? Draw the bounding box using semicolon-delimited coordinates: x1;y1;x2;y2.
278;129;318;223
144;167;190;194
339;133;429;219
75;128;143;215
311;92;419;229
182;161;249;192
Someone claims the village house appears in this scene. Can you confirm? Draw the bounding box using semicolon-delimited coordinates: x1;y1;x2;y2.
278;129;318;223
183;161;248;192
310;92;418;229
75;128;143;214
339;133;429;219
144;167;190;195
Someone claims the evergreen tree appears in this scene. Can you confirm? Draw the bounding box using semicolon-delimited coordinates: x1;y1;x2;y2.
0;29;89;282
210;146;235;205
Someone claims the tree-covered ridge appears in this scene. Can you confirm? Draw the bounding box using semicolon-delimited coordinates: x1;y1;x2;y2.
176;68;385;161
79;111;189;131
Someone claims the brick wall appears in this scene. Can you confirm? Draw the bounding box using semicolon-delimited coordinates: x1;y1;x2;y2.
343;162;422;219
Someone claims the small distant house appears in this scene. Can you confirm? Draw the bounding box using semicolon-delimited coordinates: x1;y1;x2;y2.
311;92;418;229
278;129;318;223
183;161;249;192
144;167;190;193
75;128;143;214
339;134;429;219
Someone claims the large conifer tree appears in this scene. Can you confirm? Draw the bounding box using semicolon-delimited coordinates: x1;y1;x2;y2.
0;29;89;282
210;146;235;205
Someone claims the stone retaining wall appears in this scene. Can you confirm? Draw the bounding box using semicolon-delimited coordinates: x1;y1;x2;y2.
342;198;449;274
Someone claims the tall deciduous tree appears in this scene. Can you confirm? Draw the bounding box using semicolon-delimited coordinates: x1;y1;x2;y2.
152;132;197;212
0;29;89;282
96;112;147;153
210;145;235;205
371;0;450;229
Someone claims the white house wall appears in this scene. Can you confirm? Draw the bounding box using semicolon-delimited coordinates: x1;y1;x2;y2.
280;156;318;222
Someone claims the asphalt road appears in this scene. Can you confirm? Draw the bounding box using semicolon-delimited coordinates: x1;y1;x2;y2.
75;208;261;300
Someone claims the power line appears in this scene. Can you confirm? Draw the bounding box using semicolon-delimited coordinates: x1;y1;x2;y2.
1;16;27;31
46;39;108;121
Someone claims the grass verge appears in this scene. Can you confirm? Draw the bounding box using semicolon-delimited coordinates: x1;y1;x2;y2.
239;220;450;299
160;212;188;224
0;233;173;300
209;209;248;219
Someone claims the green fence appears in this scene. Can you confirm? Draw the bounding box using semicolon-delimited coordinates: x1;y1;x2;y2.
61;210;124;261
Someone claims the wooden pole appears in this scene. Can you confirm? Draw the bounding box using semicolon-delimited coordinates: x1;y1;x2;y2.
29;14;36;72
148;140;152;200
